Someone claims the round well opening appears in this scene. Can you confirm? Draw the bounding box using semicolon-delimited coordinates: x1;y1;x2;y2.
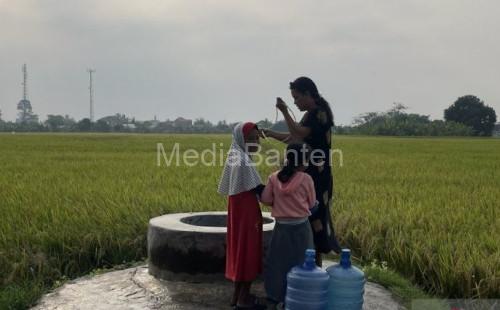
180;214;273;227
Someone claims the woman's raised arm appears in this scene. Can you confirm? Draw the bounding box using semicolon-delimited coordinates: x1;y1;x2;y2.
261;129;291;143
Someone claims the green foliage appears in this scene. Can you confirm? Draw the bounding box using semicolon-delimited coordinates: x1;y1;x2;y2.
0;121;46;132
363;260;429;308
270;120;289;132
339;104;473;136
44;114;65;131
0;282;43;310
44;115;76;132
334;136;500;298
444;95;497;136
256;118;273;130
75;118;92;131
93;119;111;132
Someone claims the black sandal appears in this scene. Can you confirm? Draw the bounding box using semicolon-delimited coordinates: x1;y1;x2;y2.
231;294;259;307
232;295;266;309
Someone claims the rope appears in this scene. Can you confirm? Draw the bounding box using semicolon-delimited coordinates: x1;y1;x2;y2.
261;100;298;140
273;105;297;124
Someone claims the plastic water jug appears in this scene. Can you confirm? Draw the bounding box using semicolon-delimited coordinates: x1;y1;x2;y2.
285;249;329;310
326;249;365;310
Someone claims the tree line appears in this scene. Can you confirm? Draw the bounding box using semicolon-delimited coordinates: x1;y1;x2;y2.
336;95;497;136
0;95;498;136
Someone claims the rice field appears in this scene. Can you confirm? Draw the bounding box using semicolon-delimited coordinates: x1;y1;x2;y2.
0;133;499;308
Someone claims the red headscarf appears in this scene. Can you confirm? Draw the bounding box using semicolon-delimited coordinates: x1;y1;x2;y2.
242;122;258;138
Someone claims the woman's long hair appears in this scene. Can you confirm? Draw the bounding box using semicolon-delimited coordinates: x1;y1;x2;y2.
290;76;334;126
278;143;311;183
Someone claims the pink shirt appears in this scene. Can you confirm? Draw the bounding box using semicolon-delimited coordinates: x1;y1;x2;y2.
260;171;316;219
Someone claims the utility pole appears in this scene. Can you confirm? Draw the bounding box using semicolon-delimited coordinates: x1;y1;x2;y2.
88;69;95;122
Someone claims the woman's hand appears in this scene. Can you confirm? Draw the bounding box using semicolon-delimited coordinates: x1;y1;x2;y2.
276;97;288;113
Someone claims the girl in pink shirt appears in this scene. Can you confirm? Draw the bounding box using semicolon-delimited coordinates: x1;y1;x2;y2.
260;143;317;306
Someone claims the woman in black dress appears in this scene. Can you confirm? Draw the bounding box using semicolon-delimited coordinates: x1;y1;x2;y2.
263;76;341;265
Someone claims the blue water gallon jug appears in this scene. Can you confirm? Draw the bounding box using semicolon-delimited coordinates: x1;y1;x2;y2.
285;249;329;310
326;249;365;310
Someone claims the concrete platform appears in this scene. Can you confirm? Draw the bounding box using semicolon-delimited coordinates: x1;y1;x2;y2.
32;263;405;310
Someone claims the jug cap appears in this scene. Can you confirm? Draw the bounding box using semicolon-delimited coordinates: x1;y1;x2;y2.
340;249;352;268
303;249;316;270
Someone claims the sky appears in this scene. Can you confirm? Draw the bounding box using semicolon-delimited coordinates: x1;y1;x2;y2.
0;0;499;125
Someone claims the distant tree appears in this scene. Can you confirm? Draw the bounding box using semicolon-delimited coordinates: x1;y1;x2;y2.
387;102;408;116
428;120;473;136
256;118;273;130
348;103;474;136
94;119;111;132
63;115;76;129
215;120;230;133
111;124;122;131
333;125;355;135
353;112;382;126
98;114;130;128
444;95;497;136
76;118;92;131
45;114;66;131
193;118;213;132
17;111;39;124
134;121;153;133
271;120;289;132
10;121;45;132
157;120;175;133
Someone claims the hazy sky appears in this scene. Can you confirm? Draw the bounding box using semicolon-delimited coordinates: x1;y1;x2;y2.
1;0;499;125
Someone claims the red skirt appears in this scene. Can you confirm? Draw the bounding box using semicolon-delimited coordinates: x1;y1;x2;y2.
225;190;263;282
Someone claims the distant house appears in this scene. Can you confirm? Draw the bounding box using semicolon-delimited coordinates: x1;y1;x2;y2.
123;123;136;130
164;120;174;127
493;123;500;137
173;117;192;128
98;114;130;128
148;120;160;129
149;115;160;129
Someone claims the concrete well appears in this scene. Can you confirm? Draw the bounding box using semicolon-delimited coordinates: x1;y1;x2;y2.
147;211;275;282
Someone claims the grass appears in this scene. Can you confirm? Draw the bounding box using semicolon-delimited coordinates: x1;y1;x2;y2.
362;259;430;308
0;133;499;309
333;136;500;298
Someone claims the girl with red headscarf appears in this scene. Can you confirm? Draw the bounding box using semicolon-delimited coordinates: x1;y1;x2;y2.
218;122;266;309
